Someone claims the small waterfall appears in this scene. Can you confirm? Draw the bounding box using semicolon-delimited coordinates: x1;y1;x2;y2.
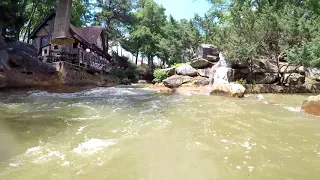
213;53;232;84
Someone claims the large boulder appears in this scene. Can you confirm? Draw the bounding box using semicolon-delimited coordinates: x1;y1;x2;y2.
231;60;248;69
163;75;192;88
234;68;249;81
206;55;219;62
210;83;246;98
254;73;278;84
190;58;211;68
302;94;320;116
192;76;210;86
279;64;299;74
303;95;320;105
196;44;219;57
160;67;176;76
176;64;198;76
284;73;305;85
7;43;56;74
253;59;278;74
306;68;320;81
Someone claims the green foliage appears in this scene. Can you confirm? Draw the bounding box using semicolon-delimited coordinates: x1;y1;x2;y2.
170;62;191;68
153;69;167;82
109;67;126;84
93;0;135;49
235;78;247;85
111;52;140;83
288;37;320;68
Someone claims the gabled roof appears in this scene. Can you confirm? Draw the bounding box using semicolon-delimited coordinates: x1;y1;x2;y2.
29;10;56;38
30;10;103;47
78;26;103;44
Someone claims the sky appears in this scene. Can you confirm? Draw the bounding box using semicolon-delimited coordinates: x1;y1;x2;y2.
154;0;211;20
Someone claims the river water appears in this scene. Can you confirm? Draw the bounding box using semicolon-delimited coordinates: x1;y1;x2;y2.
0;86;319;180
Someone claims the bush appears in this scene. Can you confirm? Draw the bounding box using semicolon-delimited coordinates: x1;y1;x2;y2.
109;68;126;83
235;78;247;85
153;69;167;82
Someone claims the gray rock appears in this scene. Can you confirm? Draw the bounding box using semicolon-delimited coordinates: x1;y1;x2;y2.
210;83;246;98
196;44;219;60
255;73;278;84
7;42;56;74
160;67;175;76
234;68;249;81
122;78;131;85
280;64;299;74
190;58;211;68
138;80;147;84
163;75;192;88
176;64;198;77
193;77;210;86
231;60;248;69
284;73;305;85
303;94;320;105
206;55;219;62
0;50;9;70
298;66;306;75
253;59;278;73
197;68;212;78
305;68;320;81
152;78;160;84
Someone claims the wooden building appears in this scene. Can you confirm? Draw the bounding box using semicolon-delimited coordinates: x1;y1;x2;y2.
29;10;111;72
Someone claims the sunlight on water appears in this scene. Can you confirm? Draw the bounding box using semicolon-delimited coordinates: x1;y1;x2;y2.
0;86;319;180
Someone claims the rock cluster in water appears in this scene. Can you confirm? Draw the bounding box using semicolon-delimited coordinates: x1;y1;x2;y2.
156;44;245;97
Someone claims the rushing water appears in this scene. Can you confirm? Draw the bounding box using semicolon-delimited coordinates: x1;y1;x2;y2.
0;86;320;180
214;53;232;84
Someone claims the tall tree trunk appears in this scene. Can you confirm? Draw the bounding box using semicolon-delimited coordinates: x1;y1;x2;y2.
148;55;152;67
23;1;38;43
105;33;109;52
135;50;139;65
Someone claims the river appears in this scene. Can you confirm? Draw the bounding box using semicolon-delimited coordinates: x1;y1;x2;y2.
0;86;319;180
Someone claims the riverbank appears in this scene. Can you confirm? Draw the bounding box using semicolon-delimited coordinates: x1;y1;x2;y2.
0;68;117;92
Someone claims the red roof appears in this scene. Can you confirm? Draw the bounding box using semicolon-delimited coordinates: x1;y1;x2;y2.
70;24;103;46
79;26;103;44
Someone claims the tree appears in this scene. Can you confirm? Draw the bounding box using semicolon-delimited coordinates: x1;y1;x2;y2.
1;0;91;42
0;0;28;41
93;0;135;51
133;0;166;66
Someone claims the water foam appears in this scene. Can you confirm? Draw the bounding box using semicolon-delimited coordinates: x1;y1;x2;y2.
213;53;231;84
73;139;116;154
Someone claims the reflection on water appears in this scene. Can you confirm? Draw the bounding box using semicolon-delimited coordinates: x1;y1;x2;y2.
0;86;319;180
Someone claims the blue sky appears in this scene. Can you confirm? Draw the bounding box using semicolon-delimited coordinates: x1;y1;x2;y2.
155;0;211;20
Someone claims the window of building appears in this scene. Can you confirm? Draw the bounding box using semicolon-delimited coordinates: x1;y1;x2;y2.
40;36;49;48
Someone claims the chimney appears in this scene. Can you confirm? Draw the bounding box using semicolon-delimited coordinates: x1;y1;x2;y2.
51;0;74;45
